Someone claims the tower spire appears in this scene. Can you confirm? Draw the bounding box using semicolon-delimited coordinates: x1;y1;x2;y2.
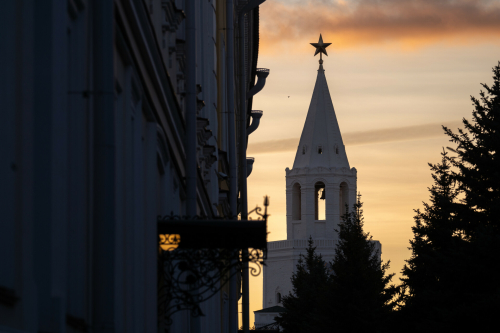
292;35;349;170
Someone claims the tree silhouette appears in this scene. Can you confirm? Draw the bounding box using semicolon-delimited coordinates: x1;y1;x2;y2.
444;62;500;236
399;150;464;331
319;197;397;333
275;237;329;333
401;62;500;330
277;198;397;332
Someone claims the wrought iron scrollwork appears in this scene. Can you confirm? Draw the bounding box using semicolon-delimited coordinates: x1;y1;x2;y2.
158;196;269;328
248;195;269;221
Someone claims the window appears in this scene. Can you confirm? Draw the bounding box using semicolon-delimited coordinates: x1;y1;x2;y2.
335;145;339;154
302;147;306;154
276;292;282;304
314;182;326;220
318;146;323;154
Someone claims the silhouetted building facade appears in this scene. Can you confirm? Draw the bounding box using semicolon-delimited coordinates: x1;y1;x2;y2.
0;0;267;332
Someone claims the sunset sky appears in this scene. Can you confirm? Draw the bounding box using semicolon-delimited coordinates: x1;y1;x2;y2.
242;0;500;325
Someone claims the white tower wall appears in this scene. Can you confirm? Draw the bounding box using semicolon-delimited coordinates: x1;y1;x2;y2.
263;61;358;309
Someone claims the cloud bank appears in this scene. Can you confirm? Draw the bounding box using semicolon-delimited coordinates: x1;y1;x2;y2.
247;120;463;155
259;0;500;53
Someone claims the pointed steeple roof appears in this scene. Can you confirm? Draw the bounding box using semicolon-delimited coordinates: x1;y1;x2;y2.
292;64;350;170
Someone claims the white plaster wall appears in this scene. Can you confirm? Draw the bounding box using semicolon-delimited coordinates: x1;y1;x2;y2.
263;256;295;308
264;240;338;309
285;169;357;241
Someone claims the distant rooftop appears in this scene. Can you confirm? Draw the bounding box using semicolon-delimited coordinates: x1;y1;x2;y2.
254;306;286;313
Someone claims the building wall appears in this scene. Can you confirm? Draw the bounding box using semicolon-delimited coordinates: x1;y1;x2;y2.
285;168;358;241
263;238;381;311
263;240;337;309
0;0;263;332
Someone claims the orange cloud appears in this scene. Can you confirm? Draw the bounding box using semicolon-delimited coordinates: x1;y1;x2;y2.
259;0;500;53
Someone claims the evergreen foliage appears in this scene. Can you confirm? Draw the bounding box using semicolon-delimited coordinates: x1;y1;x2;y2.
321;197;397;333
444;62;500;235
400;62;500;330
276;198;397;333
399;151;464;330
275;237;329;333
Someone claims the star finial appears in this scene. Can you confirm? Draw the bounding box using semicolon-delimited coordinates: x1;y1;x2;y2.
310;34;331;58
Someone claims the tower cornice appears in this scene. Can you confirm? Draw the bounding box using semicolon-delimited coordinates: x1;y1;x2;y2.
286;166;357;177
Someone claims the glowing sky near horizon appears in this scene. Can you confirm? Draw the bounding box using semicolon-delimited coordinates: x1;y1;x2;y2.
241;0;500;326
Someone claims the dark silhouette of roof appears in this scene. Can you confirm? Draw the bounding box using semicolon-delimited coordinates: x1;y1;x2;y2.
254;306;286;313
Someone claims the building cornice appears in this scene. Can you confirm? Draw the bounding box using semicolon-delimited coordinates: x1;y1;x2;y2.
285;166;357;177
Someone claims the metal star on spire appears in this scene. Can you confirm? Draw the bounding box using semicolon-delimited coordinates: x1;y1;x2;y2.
310;34;331;58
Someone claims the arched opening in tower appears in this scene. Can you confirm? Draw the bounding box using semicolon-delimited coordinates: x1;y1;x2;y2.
339;182;349;216
292;183;301;220
315;182;326;220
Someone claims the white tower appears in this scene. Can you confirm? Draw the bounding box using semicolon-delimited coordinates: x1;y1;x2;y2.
285;45;357;242
258;36;359;325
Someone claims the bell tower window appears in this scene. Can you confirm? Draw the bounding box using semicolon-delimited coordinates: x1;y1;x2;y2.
318;146;323;154
314;182;326;220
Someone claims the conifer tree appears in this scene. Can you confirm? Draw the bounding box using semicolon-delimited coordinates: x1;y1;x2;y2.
442;61;500;328
399;150;464;330
444;62;500;236
275;237;329;333
401;62;500;330
320;197;398;333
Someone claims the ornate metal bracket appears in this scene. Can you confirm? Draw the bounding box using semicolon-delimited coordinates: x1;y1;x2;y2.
158;197;269;327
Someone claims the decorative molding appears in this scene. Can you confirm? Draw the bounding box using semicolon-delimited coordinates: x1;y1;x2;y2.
286;166;357;177
175;39;186;74
161;0;185;33
196;117;217;183
196;117;211;146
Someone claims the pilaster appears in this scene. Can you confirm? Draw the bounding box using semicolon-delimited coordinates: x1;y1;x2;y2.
302;184;315;239
327;182;339;240
285;187;292;239
349;184;357;209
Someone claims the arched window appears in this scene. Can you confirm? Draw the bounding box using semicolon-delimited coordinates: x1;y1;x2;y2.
276;292;282;304
292;183;301;220
302;146;306;154
335;144;339;154
339;182;349;216
314;181;326;220
317;146;323;154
